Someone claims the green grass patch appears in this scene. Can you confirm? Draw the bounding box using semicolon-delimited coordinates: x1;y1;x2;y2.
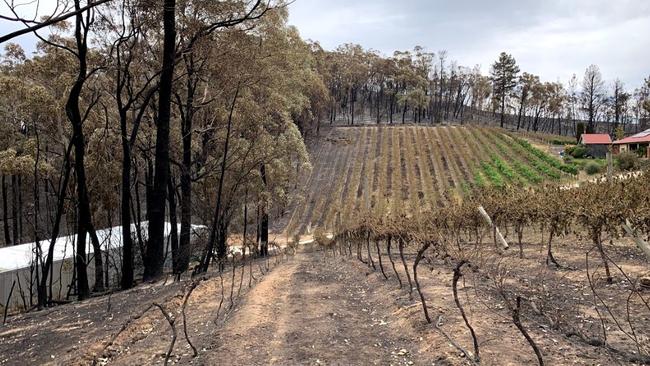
531;160;561;179
481;162;504;187
483;131;549;184
512;161;543;184
571;158;607;170
473;171;486;188
513;137;578;175
491;155;525;186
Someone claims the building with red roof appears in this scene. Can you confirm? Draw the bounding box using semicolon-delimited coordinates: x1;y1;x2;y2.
613;129;650;158
579;134;612;158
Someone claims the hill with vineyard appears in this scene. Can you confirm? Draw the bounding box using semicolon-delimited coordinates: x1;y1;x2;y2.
286;124;577;235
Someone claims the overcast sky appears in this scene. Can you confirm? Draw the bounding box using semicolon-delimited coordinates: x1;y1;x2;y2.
288;0;650;89
2;0;648;89
0;0;56;54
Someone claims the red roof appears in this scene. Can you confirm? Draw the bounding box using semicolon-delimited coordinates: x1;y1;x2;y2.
580;134;612;145
614;129;650;144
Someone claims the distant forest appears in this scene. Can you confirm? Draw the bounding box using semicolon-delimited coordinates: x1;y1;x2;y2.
316;45;650;136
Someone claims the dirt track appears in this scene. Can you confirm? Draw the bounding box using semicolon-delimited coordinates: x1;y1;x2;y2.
2;239;645;365
0;248;438;366
200;249;434;365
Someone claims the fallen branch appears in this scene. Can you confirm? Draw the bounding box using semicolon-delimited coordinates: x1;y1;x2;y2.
181;282;199;358
96;303;155;362
434;316;479;366
153;302;177;366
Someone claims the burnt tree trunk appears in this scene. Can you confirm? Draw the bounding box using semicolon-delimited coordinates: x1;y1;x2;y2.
259;163;269;257
375;240;388;279
144;0;176;281
11;175;18;245
545;230;560;268
198;86;239;272
593;229;612;283
119;107;134;289
65;1;104;297
178;56;197;274
413;241;432;323
366;232;376;270
386;236;402;287
398;238;413;295
38;143;73;307
2;175;9;245
168;175;179;274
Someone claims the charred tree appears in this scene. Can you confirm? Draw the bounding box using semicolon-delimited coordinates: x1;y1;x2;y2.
144;0;177;281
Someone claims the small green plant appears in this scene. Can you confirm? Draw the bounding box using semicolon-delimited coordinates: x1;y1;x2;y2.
532;160;561;179
550;138;574;145
615;126;625;141
491;155;525;185
569;144;588;159
514;137;578;175
481;162;504;187
473;172;486;187
564;145;575;156
492;156;514;179
585;162;601;175
616;151;639;171
563;155;574;164
513;161;543;184
636;146;647;158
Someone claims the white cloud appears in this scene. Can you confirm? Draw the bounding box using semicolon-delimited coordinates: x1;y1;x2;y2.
288;0;650;88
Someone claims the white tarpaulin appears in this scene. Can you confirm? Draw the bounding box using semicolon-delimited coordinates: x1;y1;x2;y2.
0;222;206;311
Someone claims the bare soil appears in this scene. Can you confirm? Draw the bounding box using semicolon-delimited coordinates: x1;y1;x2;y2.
0;248;439;366
1;236;649;366
199;248;435;365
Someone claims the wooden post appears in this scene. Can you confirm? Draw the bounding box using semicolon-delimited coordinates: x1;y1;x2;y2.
606;150;613;182
622;219;650;262
478;206;509;250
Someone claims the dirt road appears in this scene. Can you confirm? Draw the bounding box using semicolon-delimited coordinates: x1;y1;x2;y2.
199;249;435;365
2;240;632;365
0;247;440;366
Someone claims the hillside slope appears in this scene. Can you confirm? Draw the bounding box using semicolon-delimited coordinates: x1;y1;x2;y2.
286;125;574;235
